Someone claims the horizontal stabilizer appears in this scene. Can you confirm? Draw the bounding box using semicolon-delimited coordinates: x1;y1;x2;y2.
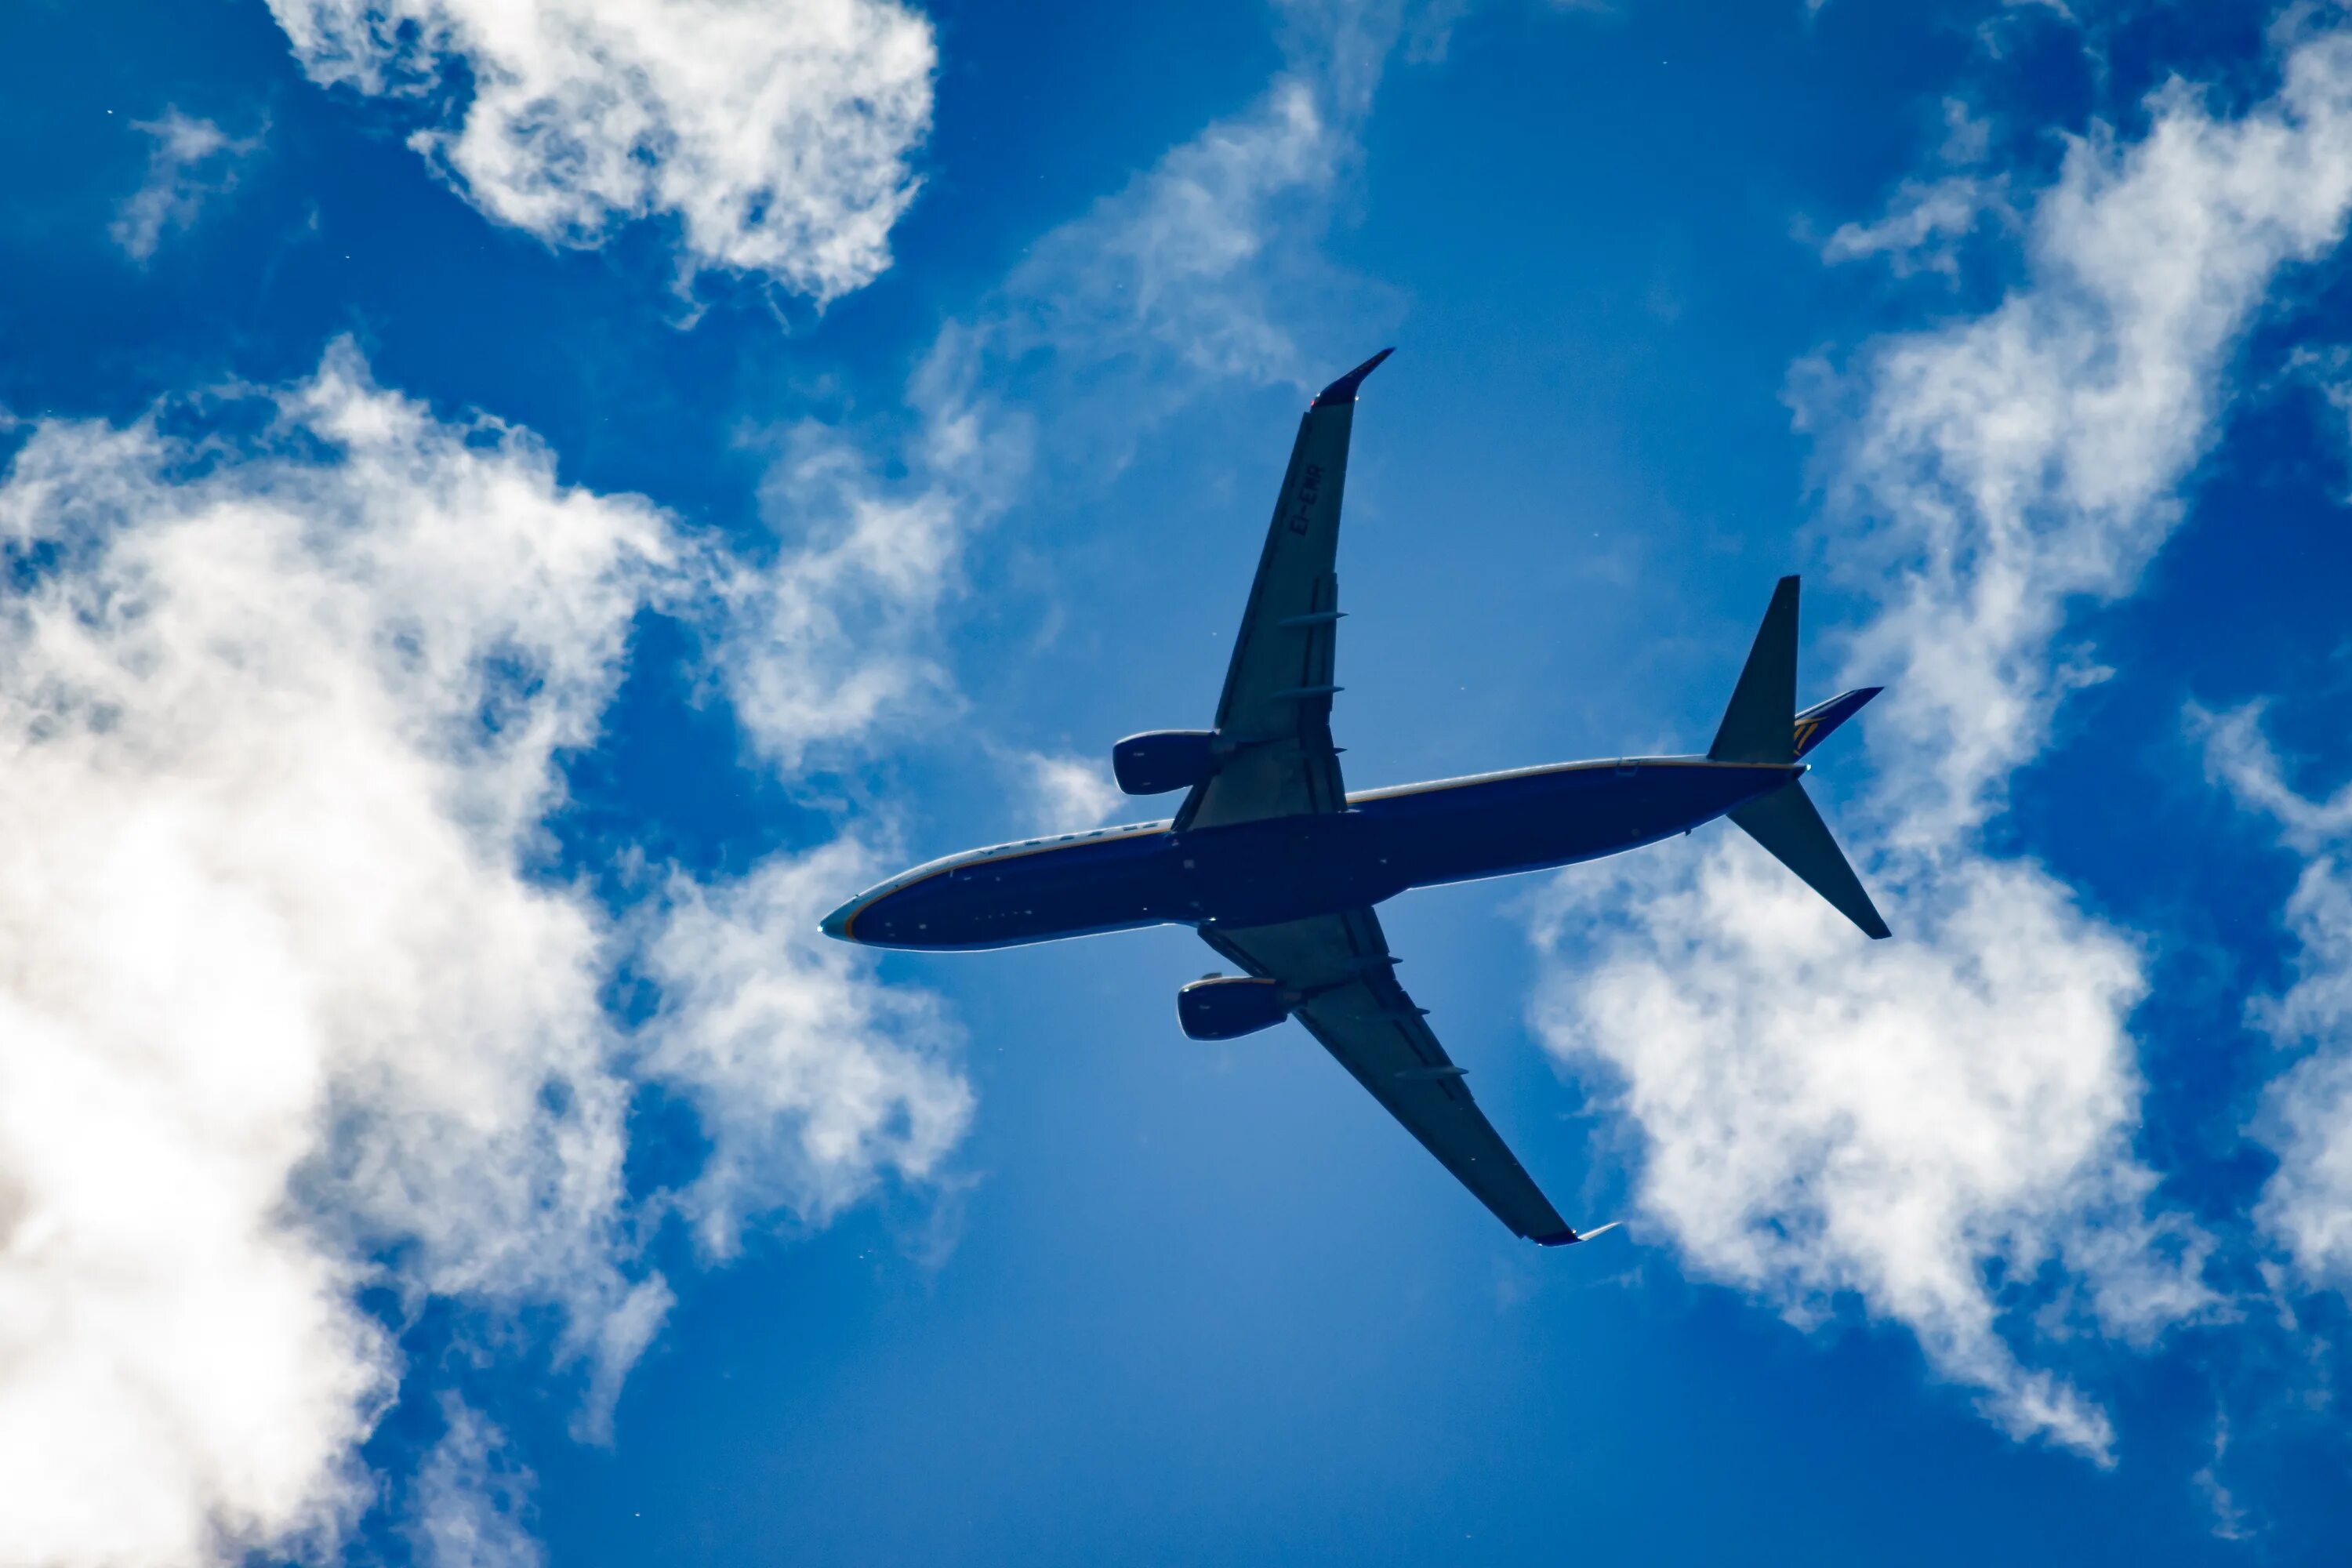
1710;575;1800;764
1794;687;1882;760
1729;780;1891;940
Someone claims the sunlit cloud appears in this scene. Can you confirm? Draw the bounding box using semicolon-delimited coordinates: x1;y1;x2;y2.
265;0;935;302
0;343;967;1566
1533;27;2352;1455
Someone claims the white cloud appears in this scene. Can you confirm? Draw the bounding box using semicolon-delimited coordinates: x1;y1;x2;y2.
1011;751;1127;836
1821;101;2009;278
1532;27;2352;1456
1004;76;1349;390
2191;1413;2253;1542
1028;753;1127;832
2195;699;2352;851
641;840;974;1259
1821;172;2013;278
111;109;263;262
2196;702;2352;1290
1534;843;2206;1457
1824;35;2352;845
265;0;935;302
995;0;1407;405
719;378;1022;769
0;343;967;1566
408;1402;543;1568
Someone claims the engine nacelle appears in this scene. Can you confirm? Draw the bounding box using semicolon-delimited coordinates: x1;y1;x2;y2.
1113;729;1218;796
1177;975;1291;1040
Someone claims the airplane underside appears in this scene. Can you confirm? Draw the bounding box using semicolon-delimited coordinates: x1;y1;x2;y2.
822;348;1889;1247
833;756;1797;951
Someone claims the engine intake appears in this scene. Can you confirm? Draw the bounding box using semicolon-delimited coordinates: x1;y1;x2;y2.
1113;729;1218;796
1177;975;1291;1040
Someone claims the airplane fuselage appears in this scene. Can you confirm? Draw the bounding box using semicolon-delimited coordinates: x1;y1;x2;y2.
823;755;1800;950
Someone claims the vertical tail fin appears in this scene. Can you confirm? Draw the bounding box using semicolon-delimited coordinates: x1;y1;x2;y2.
1708;575;1800;764
1708;575;1893;940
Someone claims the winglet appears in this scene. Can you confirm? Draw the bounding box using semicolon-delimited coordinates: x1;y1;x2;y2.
1536;1219;1621;1247
1311;347;1395;408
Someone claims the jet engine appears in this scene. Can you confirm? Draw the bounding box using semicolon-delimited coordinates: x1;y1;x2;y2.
1177;975;1292;1040
1112;729;1218;795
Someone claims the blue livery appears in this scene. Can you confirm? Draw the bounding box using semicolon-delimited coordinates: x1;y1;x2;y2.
822;757;1803;949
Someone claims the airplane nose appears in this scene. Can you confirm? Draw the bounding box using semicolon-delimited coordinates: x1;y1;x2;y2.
819;896;862;942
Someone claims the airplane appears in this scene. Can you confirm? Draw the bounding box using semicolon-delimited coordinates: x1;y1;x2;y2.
820;349;1889;1247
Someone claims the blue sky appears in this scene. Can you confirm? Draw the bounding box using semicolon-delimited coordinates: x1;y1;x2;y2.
3;0;2351;1563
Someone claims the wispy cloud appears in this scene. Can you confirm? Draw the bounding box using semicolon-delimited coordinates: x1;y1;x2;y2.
1002;74;1353;393
1534;27;2352;1456
110;108;263;262
989;0;1414;416
2195;699;2352;851
1814;40;2352;849
408;1401;543;1568
1820;100;2013;280
1820;175;2013;279
2190;1412;2253;1542
1012;751;1128;835
2196;701;2352;1293
640;840;975;1260
717;361;1030;772
264;0;936;303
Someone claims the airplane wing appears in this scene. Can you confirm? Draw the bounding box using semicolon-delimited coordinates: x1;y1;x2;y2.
1199;907;1585;1246
1174;350;1392;832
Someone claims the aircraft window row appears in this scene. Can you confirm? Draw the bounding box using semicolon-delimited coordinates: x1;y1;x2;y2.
989;822;1159;858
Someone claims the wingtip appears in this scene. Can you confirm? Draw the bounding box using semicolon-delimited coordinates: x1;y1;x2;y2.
1853;886;1893;942
1537;1219;1621;1247
1311;347;1395;408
